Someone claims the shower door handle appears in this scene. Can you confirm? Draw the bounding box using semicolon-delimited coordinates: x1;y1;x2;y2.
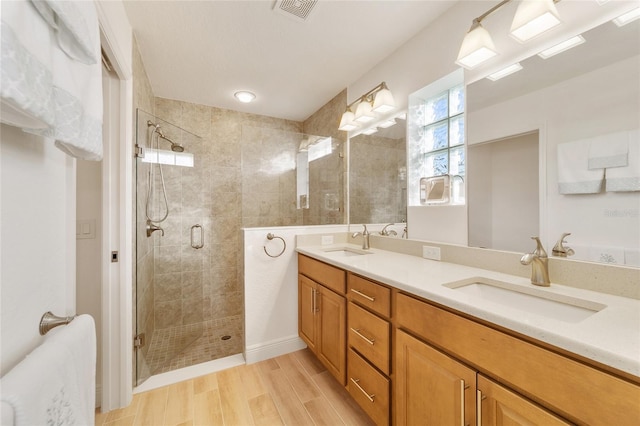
191;224;204;249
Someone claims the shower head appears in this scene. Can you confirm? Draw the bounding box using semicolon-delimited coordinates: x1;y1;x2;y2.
162;136;184;152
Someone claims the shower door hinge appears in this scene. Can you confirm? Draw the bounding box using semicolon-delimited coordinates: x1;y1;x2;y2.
134;333;145;349
134;144;145;158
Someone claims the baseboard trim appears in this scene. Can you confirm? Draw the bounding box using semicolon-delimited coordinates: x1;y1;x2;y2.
245;335;307;364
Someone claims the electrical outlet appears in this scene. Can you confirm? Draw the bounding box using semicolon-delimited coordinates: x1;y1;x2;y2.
422;245;441;260
321;235;334;245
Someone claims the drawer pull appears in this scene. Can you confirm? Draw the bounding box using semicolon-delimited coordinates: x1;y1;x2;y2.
350;327;375;345
350;378;375;402
350;288;375;302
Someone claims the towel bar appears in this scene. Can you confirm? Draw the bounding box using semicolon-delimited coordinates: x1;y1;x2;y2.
39;311;76;335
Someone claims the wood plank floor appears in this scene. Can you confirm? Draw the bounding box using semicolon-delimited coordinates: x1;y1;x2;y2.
96;349;375;426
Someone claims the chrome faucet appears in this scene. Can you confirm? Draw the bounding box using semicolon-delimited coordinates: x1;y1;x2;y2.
352;224;370;250
379;223;397;237
552;232;575;257
146;220;165;237
520;236;550;287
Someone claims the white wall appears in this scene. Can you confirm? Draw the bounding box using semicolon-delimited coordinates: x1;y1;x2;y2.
76;159;103;403
468;133;539;253
467;56;640;262
243;225;348;364
0;124;76;375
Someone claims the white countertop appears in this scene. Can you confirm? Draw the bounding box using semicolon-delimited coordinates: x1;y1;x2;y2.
297;244;640;378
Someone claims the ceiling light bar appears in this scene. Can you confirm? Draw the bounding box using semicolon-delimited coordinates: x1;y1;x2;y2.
537;35;585;59
613;7;640;27
486;63;523;81
378;118;397;129
362;127;378;135
510;0;562;43
596;0;610;4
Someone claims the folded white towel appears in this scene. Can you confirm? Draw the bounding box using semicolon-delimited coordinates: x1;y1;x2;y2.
557;139;604;194
29;0;99;65
606;130;640;192
588;131;628;169
0;314;96;426
1;0;103;161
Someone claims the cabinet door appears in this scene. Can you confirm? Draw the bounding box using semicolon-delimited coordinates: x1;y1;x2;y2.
395;329;476;426
298;275;317;351
478;375;570;426
317;285;346;385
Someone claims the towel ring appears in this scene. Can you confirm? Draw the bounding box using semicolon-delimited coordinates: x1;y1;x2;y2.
39;311;76;335
263;233;286;258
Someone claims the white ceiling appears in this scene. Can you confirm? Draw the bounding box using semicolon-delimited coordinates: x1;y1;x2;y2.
122;0;459;122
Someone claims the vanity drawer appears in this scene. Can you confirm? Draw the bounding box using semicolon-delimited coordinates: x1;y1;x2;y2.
298;254;346;294
347;348;390;426
347;273;391;317
348;302;390;374
395;292;640;425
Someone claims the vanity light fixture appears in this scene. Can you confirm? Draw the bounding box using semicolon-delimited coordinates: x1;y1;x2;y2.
456;20;499;69
613;7;640;27
234;91;256;103
510;0;562;43
362;127;378;135
353;96;376;123
486;62;523;81
456;0;565;70
595;0;610;4
338;108;358;131
338;81;396;131
537;35;585;59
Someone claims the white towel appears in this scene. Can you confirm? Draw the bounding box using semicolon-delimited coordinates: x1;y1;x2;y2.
0;0;103;161
29;0;99;65
557;139;604;194
606;130;640;192
588;131;628;169
0;314;96;426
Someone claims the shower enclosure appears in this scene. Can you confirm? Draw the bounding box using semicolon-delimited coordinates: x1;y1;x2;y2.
135;109;242;385
134;107;344;386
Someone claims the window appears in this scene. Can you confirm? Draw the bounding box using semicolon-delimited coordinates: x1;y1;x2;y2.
408;71;466;206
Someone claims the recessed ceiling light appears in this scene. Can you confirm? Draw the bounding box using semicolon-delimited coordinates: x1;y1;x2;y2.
613;7;640;27
234;91;256;103
537;35;585;59
486;63;523;81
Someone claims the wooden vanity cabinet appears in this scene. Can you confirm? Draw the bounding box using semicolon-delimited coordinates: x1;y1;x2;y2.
395;291;640;425
346;273;392;425
478;375;570;425
395;329;476;426
298;255;346;385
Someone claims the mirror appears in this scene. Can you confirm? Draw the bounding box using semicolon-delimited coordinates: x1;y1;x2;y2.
466;19;639;266
349;118;407;225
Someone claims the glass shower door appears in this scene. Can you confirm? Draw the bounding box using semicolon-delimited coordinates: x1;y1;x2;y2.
134;109;204;385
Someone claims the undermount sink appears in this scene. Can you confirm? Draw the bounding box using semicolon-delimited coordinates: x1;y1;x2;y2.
322;247;372;257
443;277;607;323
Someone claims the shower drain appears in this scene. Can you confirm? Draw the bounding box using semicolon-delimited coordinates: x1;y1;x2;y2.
221;335;231;340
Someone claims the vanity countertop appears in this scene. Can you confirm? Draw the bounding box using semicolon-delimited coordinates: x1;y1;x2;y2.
296;244;640;379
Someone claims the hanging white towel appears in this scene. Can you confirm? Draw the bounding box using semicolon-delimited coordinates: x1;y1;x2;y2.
0;0;103;161
0;0;55;129
29;0;99;65
588;131;628;170
557;139;604;194
606;130;640;192
0;314;96;426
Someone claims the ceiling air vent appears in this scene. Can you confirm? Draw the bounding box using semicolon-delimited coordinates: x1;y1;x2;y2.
274;0;318;22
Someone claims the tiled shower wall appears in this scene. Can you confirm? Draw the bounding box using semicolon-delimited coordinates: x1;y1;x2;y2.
350;132;407;224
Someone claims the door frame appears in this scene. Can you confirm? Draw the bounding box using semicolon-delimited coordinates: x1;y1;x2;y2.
96;2;134;411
